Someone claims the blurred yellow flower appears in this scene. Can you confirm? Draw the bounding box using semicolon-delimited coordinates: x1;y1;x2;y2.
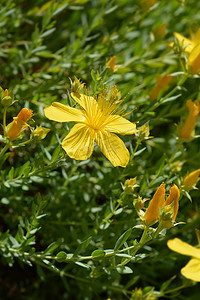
7;108;33;140
106;56;118;72
170;29;200;53
167;238;200;282
179;99;200;141
44;92;137;167
182;169;200;190
143;183;180;227
150;73;172;101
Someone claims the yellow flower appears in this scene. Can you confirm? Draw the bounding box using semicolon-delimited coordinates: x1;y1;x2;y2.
170;29;200;53
167;238;200;282
187;43;200;74
143;183;180;227
179;99;200;141
150;73;172;101
44;92;137;167
182;169;200;190
6;108;33;140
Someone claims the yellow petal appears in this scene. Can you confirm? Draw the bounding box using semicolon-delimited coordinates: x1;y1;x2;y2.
188;44;200;73
193;28;200;45
167;238;200;259
62;123;95;160
95;131;130;167
174;32;194;53
44;102;85;122
104;115;137;135
181;258;200;282
71;92;98;111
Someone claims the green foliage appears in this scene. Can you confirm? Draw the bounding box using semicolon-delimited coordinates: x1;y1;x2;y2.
1;0;200;299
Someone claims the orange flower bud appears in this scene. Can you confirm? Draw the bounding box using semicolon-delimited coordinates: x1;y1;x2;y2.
143;183;165;226
7;108;33;140
182;169;200;190
150;74;172;101
161;184;180;228
179;100;200;141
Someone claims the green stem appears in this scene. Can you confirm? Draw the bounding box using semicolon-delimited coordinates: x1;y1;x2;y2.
0;142;10;161
3;106;7;133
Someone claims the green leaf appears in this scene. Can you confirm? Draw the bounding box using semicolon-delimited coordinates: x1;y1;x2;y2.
91;250;105;260
116;266;133;274
74;236;92;256
44;242;59;255
114;228;132;251
56;251;67;262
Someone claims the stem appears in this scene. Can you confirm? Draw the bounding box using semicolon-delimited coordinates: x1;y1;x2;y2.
0;142;10;161
3;106;7;133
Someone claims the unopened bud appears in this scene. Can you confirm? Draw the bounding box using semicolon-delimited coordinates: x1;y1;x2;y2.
33;125;50;140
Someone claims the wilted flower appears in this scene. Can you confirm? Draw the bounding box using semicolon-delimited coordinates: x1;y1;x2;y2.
44;89;137;167
150;73;172;101
143;183;180;227
182;169;200;190
167;238;200;282
6;108;33;140
179;99;200;141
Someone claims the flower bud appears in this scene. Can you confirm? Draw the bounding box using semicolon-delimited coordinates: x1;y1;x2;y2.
150;73;172;101
160;184;180;228
69;76;85;93
143;183;165;226
6;108;33;140
32;125;50;140
122;177;138;195
179;100;200;141
1;87;14;107
106;56;118;72
182;169;200;190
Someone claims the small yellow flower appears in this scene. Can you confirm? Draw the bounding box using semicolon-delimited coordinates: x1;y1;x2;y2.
106;56;118;72
179;99;200;141
170;29;200;53
44;91;137;167
182;169;200;190
6;108;33;140
143;183;180;227
150;73;172;101
167;238;200;282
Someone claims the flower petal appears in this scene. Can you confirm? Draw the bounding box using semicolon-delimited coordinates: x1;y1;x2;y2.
95;131;130;167
104;115;137;135
71;92;98;111
44;102;85;122
181;258;200;282
62;123;95;160
174;32;194;53
167;238;200;259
